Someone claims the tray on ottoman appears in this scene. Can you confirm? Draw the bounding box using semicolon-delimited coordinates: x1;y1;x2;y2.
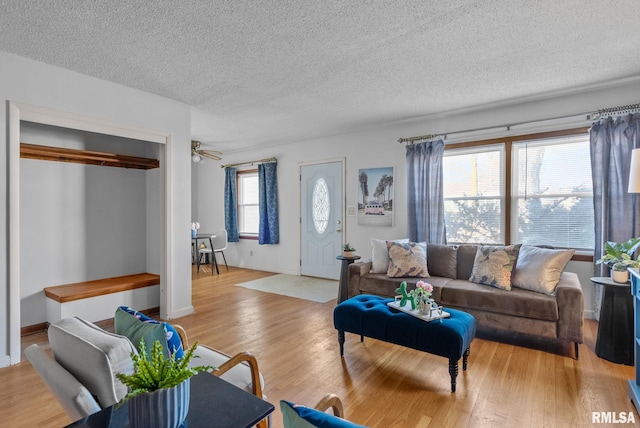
387;300;450;322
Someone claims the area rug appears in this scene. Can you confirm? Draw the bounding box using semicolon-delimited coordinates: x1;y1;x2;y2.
235;274;339;303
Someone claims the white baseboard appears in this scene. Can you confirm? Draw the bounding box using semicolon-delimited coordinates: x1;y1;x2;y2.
164;305;195;320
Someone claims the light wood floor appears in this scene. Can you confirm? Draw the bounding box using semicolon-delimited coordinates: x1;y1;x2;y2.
1;266;637;427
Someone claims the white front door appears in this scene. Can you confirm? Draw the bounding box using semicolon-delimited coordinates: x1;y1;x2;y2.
300;161;344;279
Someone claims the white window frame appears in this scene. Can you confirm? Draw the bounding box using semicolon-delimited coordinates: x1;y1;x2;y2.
443;127;592;252
237;170;259;238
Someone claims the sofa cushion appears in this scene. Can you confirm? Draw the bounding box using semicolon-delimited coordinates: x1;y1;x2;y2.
440;279;559;321
427;244;457;278
386;241;429;278
371;238;409;273
511;246;575;295
355;272;448;301
469;244;521;290
456;245;478;280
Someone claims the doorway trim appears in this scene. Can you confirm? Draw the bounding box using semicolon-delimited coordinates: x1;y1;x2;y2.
8;101;171;365
298;157;346;276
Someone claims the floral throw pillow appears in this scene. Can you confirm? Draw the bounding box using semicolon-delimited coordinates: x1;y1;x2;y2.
386;241;429;278
469;244;521;290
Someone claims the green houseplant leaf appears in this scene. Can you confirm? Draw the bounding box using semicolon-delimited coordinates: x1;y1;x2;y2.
596;237;640;270
116;338;214;404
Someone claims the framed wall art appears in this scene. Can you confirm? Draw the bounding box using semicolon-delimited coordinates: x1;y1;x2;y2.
357;166;394;226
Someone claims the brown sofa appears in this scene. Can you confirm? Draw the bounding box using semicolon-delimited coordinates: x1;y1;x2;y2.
347;244;584;357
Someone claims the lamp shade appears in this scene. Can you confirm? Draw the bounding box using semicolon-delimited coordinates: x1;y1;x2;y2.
629;149;640;193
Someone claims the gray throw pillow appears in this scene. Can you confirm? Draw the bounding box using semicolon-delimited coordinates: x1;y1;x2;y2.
511;245;574;295
426;244;457;278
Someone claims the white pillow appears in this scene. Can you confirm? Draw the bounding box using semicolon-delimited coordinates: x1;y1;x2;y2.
371;238;409;273
511;245;574;295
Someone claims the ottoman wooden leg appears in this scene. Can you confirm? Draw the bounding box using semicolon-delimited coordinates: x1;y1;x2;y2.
338;330;345;356
463;347;470;371
449;358;458;393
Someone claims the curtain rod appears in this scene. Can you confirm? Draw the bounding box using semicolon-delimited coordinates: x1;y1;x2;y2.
397;102;640;144
220;157;277;169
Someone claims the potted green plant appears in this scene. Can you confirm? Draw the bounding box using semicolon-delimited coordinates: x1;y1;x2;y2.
596;237;640;283
117;339;213;428
342;243;356;258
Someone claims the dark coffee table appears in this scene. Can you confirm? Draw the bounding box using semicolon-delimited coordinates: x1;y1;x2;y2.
65;372;274;428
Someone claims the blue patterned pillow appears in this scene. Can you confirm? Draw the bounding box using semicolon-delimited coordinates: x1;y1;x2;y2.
115;306;184;359
280;400;367;428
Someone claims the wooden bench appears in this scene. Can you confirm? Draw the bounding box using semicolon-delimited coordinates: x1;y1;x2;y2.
44;273;160;323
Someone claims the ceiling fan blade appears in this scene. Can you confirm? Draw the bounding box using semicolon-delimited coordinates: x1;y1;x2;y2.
199;150;222;161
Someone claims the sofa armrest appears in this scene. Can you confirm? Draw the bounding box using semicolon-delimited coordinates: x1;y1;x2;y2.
555;271;584;343
348;261;372;299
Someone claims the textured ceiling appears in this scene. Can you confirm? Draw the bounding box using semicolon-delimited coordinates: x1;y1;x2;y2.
1;1;640;152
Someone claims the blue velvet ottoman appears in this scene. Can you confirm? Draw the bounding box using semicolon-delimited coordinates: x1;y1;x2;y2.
334;294;476;392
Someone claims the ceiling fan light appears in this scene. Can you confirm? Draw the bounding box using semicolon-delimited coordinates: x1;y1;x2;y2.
192;153;202;163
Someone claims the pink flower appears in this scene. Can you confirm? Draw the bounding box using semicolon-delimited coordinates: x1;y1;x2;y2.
416;280;433;293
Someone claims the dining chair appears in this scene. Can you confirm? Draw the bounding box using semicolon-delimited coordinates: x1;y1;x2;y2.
212;228;229;272
197;237;215;275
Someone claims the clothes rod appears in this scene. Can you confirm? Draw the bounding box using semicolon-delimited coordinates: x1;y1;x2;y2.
221;157;277;169
397;102;640;144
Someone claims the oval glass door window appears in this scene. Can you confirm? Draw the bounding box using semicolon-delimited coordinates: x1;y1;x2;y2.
312;178;330;234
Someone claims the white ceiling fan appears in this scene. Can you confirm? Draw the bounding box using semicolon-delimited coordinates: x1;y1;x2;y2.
191;140;222;162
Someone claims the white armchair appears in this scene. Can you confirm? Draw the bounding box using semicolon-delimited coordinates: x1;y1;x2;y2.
26;317;268;428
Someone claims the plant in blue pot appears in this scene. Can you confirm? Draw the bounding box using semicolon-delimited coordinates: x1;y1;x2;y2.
117;339;213;428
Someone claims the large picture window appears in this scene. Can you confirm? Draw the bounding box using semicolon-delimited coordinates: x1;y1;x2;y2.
443;129;593;250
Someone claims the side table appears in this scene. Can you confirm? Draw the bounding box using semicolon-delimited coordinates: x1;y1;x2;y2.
336;255;361;304
592;276;634;365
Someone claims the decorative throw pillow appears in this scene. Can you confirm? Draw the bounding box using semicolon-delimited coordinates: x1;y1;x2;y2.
371;238;409;273
511;245;575;295
386;241;429;278
280;400;367;428
469;244;521;290
114;306;184;359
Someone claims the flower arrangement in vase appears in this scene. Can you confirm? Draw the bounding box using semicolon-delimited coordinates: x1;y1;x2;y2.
191;221;200;238
410;280;434;314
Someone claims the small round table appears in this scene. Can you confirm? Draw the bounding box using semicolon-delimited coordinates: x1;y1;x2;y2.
592;276;634;365
336;255;361;304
